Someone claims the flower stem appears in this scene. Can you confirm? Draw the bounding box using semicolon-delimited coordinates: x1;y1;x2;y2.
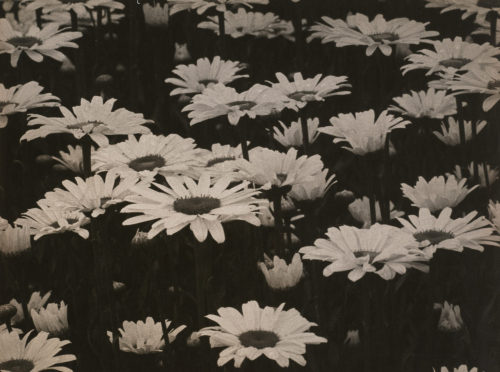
82;137;92;177
218;11;226;58
292;1;304;70
272;192;285;256
300;116;309;155
456;97;467;174
489;11;498;45
471;120;479;184
193;243;207;328
239;120;249;160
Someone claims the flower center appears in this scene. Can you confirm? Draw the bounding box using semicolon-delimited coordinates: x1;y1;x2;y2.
0;359;35;372
287;91;317;101
198;79;219;85
239;330;280;349
128;155;166;172
66;120;104;130
206;156;235;167
439;58;471;69
477;0;500;8
227;100;257;110
173;196;221;215
369;32;399;42
487;79;500;90
7;36;42;48
414;230;454;245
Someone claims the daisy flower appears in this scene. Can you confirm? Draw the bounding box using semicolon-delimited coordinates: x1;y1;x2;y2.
143;2;170;27
15;201;90;240
0;18;82;68
0;224;31;256
24;0;124;13
472;12;500;40
193;143;243;178
425;0;499;20
122;173;264;243
289;168;336;202
233;147;324;190
165;56;248;96
0;81;60;128
434;301;464;332
447;67;500;111
437;365;479;372
308;13;438;56
0;330;75;372
51;144;96;174
319;110;410;156
401;175;478;212
348;196;404;228
401;37;500;76
398;207;500;257
489;200;500;232
433;117;487;146
10;291;52;325
168;0;269;16
182;83;287;126
93;134;202;181
389;88;457;119
299;224;429;282
198;8;294;40
268;72;351;110
41;172;137;218
108;317;186;354
273;117;320;148
199;300;327;368
452;162;499;188
31;301;69;337
257;253;304;290
21;96;152;146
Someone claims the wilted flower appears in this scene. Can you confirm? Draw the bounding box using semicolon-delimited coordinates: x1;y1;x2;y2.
433;117;487;146
199;300;327;367
108;317;186;354
401;175;478;212
389;88;457;119
143;2;169;27
173;42;191;62
348;197;404;228
273;118;320;148
433;301;464;332
31;301;69;337
344;329;360;346
258;253;304;290
9;291;51;325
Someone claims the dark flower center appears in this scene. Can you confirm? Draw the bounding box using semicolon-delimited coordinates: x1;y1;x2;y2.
369;32;399;42
439;58;471;69
487;79;500;90
276;173;287;184
66;120;104;130
0;359;35;372
414;230;454;245
477;0;500;8
173;196;221;215
128;155;166;172
239;330;280;349
7;36;42;48
227;100;257;110
206;156;235;167
198;79;219;85
287;91;317;101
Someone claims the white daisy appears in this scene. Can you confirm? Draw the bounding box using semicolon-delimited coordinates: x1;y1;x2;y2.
233;146;324;190
289;168;336;202
433;301;464;332
0;330;75;371
0;81;60;128
183;83;286;126
143;2;169;27
401;37;500;76
0;18;82;68
308;13;438;56
167;0;269;16
268;72;351;110
40;172;137;218
0;224;31;256
165;56;248;96
398;207;500;257
433;117;487;146
31;301;69;337
257;253;304;290
24;0;124;13
425;0;499;19
199;300;327;368
192;143;243;179
122;173;264;243
107;317;186;354
198;8;294;40
401;175;478;212
15;201;90;240
299;224;429;282
437;366;479;372
389;88;457;119
273;117;320;148
472;12;500;40
452;162;499;188
93;134;202;181
10;291;52;325
51;144;96;174
488;200;500;232
319;109;410;156
348;196;404;228
21;96;152;146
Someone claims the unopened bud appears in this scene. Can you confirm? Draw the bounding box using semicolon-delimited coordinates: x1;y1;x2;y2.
0;304;17;324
